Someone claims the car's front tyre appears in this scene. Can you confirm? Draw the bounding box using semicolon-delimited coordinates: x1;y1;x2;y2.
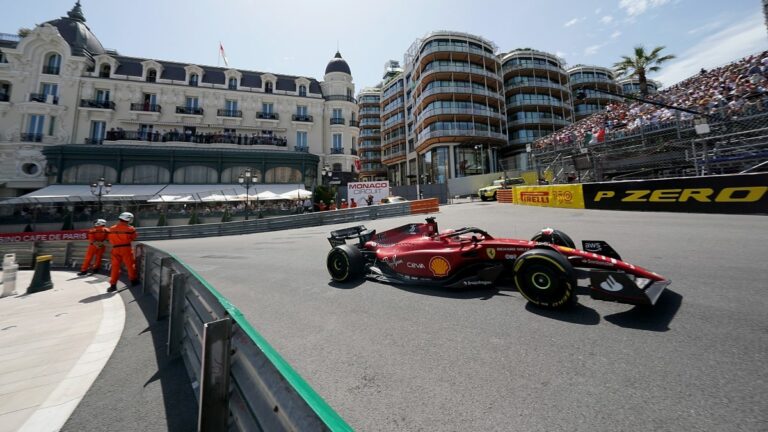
327;245;365;282
513;249;576;309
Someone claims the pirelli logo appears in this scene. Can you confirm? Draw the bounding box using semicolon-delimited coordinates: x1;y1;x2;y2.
593;187;767;203
520;191;550;203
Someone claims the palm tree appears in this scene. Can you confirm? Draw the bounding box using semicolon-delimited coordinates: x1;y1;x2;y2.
613;46;675;96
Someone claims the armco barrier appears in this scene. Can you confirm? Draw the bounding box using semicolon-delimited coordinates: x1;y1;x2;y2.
1;201;440;267
582;172;768;214
137;244;353;431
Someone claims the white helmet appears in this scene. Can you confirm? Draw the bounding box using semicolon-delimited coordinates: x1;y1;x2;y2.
118;212;134;222
94;219;107;226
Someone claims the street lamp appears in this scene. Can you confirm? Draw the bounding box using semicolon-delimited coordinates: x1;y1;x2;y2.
90;177;111;217
321;165;335;206
237;168;258;220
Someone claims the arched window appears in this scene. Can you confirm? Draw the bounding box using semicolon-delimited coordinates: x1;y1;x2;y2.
298;85;307;97
265;81;273;93
228;77;238;90
61;164;117;184
189;73;199;86
147;69;157;82
121;165;171;184
100;64;111;78
43;53;61;75
173;165;217;183
265;167;301;183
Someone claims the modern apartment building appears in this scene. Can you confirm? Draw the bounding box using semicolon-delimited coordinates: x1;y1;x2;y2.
0;2;359;198
357;86;385;181
403;32;507;184
568;65;623;120
501;49;573;166
618;77;661;95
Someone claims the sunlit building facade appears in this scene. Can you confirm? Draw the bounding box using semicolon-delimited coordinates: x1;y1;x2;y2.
357;86;385;181
568;65;623;120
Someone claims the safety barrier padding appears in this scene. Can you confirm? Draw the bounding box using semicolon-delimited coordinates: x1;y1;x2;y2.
496;189;515;203
409;198;440;215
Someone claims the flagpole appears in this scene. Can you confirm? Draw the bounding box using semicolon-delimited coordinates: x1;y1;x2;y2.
217;41;220;67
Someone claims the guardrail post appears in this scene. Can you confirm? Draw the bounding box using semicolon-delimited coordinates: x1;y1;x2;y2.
198;317;232;432
157;257;173;320
142;249;152;293
167;272;187;358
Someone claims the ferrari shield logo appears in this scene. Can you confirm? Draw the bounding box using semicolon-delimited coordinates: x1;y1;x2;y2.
486;248;496;259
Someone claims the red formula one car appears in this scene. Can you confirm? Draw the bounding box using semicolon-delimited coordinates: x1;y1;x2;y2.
326;217;669;309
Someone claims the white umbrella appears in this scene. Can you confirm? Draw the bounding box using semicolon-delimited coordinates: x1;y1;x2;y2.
279;189;312;200
255;190;283;200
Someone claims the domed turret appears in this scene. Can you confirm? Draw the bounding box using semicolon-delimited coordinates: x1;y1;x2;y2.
325;51;351;75
43;1;105;58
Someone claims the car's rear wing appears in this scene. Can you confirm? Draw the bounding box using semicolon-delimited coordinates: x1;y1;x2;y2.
328;225;377;247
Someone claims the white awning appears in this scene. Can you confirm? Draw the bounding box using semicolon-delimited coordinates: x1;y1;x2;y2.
2;184;310;204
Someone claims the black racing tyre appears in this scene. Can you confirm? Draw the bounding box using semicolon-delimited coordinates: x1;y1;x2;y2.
492;192;497;201
531;228;575;248
513;249;576;309
327;245;365;282
480;195;489;201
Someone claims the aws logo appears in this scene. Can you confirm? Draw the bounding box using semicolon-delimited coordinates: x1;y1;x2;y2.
593;186;767;203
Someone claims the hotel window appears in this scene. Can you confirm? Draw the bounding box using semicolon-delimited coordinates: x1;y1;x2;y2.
297;105;307;116
346;88;353;99
189;73;199;86
332;108;342;119
297;131;307;147
96;89;110;102
48;116;56;136
27;114;44;136
228;77;237;90
186;97;199;109
265;81;273;93
43;53;61;74
298;85;307;97
262;102;273;113
90;121;105;143
99;64;111;78
332;133;342;149
225;99;237;111
147;69;157;82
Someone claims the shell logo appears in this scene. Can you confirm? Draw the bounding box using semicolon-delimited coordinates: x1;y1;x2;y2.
429;256;451;276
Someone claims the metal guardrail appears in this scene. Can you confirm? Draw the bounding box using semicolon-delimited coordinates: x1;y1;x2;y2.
137;244;353;431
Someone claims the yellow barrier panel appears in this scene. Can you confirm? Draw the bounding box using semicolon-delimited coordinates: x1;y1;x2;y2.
514;185;585;209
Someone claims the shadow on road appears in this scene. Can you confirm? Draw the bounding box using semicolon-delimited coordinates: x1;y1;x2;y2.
524;301;601;325
603;289;683;332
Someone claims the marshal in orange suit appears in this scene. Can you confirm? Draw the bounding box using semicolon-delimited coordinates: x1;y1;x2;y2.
107;212;139;293
77;219;109;275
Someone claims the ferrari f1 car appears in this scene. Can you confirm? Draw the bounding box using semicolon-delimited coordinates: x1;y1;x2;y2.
326;217;669;309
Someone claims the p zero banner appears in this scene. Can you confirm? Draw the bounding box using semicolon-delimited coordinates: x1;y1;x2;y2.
515;185;585;209
0;230;88;243
582;173;768;214
346;181;390;206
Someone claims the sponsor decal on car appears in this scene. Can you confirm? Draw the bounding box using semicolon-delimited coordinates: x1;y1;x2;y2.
486;248;496;259
407;262;425;269
599;275;624;292
429;256;451;276
463;280;493;287
504;254;516;260
383;255;402;267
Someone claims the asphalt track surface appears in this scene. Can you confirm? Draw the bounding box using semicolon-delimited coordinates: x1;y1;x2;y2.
150;203;768;432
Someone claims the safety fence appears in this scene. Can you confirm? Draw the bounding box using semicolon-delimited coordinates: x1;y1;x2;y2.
494;173;768;214
137;244;352;431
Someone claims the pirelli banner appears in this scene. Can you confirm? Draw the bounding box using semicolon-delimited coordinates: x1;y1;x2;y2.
514;185;586;209
582;173;768;214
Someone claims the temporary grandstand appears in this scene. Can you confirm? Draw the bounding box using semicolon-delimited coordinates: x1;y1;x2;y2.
532;51;768;182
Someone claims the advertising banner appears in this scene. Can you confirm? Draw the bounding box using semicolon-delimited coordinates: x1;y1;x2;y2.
582;173;768;214
0;230;89;243
347;181;390;206
515;185;585;209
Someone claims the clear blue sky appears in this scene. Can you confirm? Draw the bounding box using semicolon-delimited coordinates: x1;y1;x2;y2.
3;0;766;90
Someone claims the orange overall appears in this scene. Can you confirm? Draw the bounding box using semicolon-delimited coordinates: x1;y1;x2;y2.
80;226;109;272
108;220;138;285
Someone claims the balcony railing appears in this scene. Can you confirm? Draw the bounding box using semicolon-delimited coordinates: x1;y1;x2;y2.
349;120;360;127
21;133;43;142
41;65;60;75
130;103;162;113
330;117;345;125
324;95;357;104
294;146;309;153
330;147;345;154
176;106;204;115
217;109;242;117
29;93;59;104
79;99;116;110
257;112;279;120
105;130;288;146
292;114;313;122
0;94;9;102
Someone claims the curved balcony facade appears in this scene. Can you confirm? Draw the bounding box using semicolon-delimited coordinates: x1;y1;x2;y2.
501;49;573;153
618;77;660;96
356;87;385;180
568;65;623;120
409;32;506;155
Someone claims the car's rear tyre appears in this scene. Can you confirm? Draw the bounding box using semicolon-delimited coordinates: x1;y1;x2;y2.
480;195;489;201
492;192;497;201
531;228;575;248
513;249;576;309
327;245;364;282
